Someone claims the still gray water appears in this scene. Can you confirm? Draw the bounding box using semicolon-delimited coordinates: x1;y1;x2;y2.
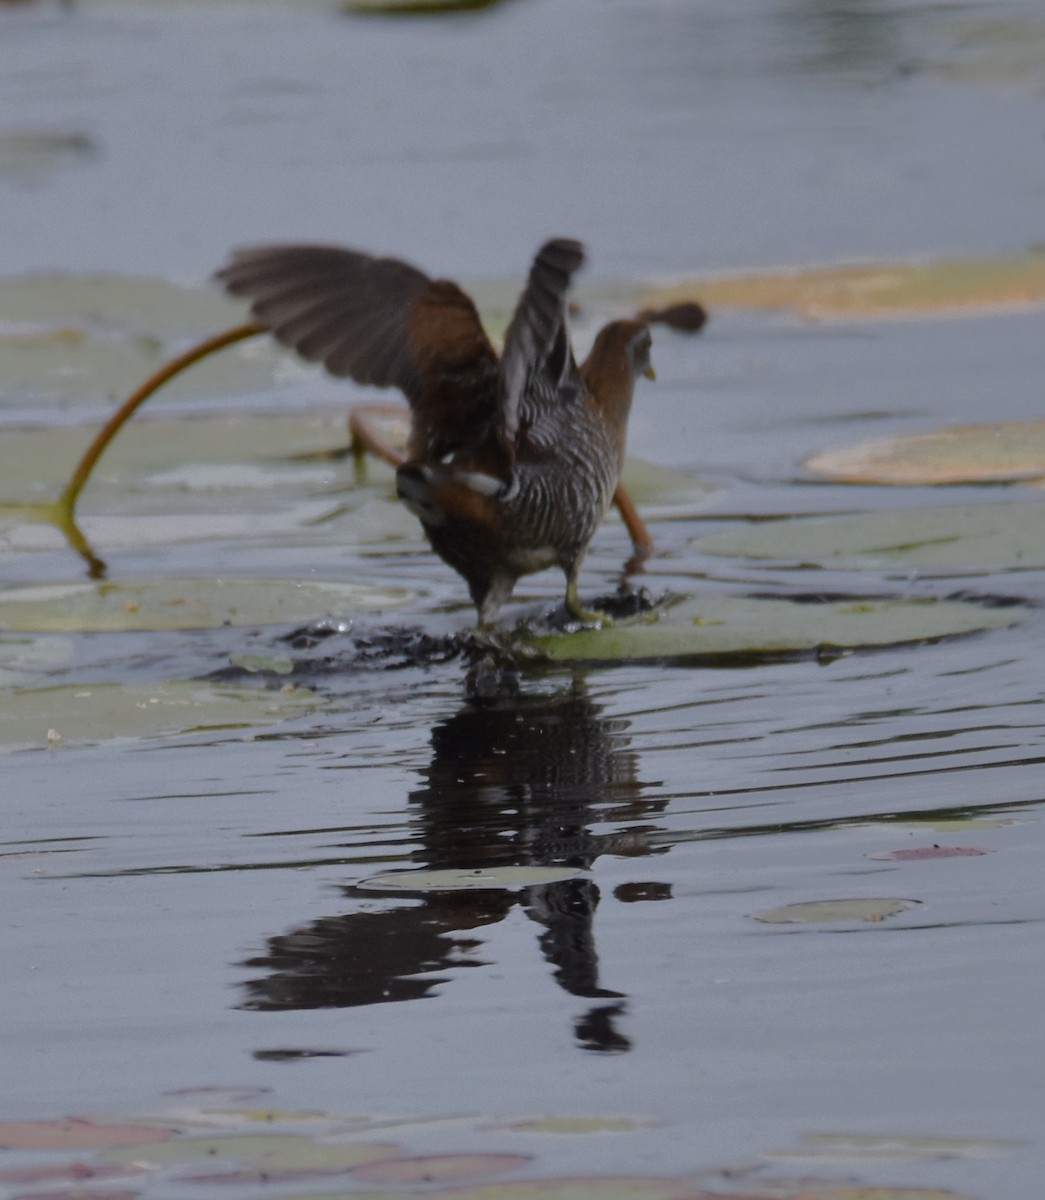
2;2;1044;1199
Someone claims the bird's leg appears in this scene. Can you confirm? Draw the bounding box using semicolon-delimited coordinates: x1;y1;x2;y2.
348;403;409;469
565;576;612;627
613;484;653;572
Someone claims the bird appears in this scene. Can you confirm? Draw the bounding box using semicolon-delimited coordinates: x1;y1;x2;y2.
216;238;654;626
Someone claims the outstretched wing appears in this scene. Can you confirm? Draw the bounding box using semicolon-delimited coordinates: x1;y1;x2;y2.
497;238;586;447
216;245;499;435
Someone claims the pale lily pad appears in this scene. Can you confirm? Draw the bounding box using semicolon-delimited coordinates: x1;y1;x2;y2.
356;866;590;893
804;422;1045;485
0;274;283;406
401;1178;710;1200
0;1119;176;1151
502;1118;649;1135
0;413;363;497
753;899;921;924
772;1133;1020;1162
0;679;323;751
637;252;1045;321
527;595;1026;664
694;503;1045;573
351;1154;531;1184
0;578;411;633
868;846;987;861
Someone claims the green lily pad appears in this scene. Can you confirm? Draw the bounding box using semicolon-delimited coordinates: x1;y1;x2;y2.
528;595;1026;664
804;422;1045;485
0;274;283;407
0;578;411;633
0;131;95;178
694;503;1045;572
753;898;921;924
0;679;324;751
0;413;366;498
356;866;590;893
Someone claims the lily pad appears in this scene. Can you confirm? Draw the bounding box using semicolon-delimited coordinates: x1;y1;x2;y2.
0;274;282;407
527;595;1026;664
0;578;411;633
804;421;1045;485
0;131;95;178
637;252;1045;321
0;1119;175;1151
753;898;921;924
868;846;988;861
0;679;324;751
772;1133;1020;1161
694;503;1045;572
351;1154;531;1184
356;866;590;893
502;1118;649;1135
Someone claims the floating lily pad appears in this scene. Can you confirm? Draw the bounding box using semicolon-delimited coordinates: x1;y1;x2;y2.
527;595;1026;664
773;1133;1020;1162
0;1119;175;1151
345;0;506;12
0;413;363;498
753;898;921;924
0;679;323;751
868;846;988;861
352;1154;531;1185
398;1178;712;1200
0;274;283;407
356;866;590;893
0;578;411;633
502;1118;649;1135
695;502;1045;572
637;252;1045;320
804;422;1045;485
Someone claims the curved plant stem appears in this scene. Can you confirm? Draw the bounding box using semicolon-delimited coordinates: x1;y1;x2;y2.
57;320;267;520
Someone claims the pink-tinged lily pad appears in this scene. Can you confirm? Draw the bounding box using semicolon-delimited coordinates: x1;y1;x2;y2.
402;1179;719;1200
0;1119;176;1151
868;846;988;861
786;1187;973;1199
753;898;921;924
0;1163;144;1186
8;1192;140;1200
351;1154;531;1184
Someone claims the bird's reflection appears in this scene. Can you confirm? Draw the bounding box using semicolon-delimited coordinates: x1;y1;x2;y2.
240;678;667;1052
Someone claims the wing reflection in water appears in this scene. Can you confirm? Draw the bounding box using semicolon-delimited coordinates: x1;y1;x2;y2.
239;679;667;1052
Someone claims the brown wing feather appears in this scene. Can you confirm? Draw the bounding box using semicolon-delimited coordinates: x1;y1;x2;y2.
215;245;498;425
